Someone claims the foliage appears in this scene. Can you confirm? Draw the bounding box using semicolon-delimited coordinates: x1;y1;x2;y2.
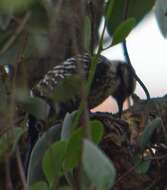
106;0;155;36
139;117;163;151
155;0;167;38
0;0;166;190
82;140;116;190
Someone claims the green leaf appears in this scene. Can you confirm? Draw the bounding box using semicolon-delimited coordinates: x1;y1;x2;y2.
82;140;116;190
27;3;49;30
0;75;8;113
0;0;34;13
133;156;151;174
105;0;115;23
0;127;25;160
16;89;50;120
139;117;162;150
58;186;72;190
89;120;104;144
112;18;136;45
51;76;82;103
0;38;22;64
0;132;10;160
27;125;61;186
106;0;155;36
30;181;49;190
42;141;67;187
63;120;104;172
61;111;77;140
84;16;91;52
0;13;13;30
26;4;49;56
136;159;151;174
11;127;26;153
30;30;49;56
63;128;83;172
41;0;53;14
24;97;49;120
155;0;167;38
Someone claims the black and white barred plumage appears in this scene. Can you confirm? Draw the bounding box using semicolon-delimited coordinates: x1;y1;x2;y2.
32;53;136;117
26;53;136;171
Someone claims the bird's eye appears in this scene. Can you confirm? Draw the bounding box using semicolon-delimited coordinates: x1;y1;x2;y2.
36;121;44;133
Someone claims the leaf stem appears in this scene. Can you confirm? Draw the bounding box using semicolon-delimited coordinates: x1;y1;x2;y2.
0;12;30;55
122;0;150;100
122;40;150;100
72;13;107;130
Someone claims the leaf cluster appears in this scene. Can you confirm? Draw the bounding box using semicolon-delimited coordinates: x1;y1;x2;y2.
0;0;167;189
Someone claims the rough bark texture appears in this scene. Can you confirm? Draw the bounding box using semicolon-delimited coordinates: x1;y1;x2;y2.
23;0;105;88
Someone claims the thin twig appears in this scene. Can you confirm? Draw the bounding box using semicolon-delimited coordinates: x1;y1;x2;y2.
70;3;90;189
7;28;29;190
123;0;129;19
5;156;13;190
122;41;150;100
102;43;112;51
122;0;150;100
152;102;167;143
159;143;167;150
72;11;107;130
103;0;151;101
124;0;167;145
87;13;106;91
69;2;108;189
144;179;159;190
72;28;90;139
144;154;167;161
8;30;29;133
88;0;95;55
64;173;79;190
0;12;30;55
115;161;142;185
16;147;28;190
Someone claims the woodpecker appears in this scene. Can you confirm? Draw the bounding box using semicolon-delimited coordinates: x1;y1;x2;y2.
25;53;136;171
32;53;136;117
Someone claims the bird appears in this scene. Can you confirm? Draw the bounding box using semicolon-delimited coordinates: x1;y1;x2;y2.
31;53;136;118
25;53;136;172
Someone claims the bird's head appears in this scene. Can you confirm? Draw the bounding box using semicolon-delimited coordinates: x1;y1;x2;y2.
109;60;136;116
